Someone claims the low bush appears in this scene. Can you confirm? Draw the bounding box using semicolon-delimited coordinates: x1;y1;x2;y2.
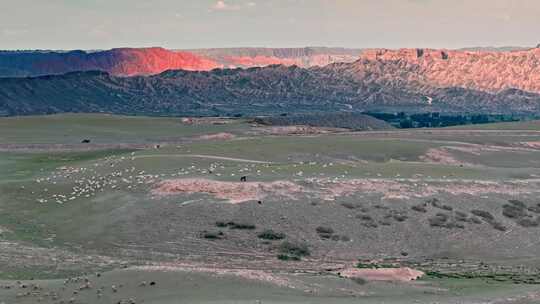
528;204;540;214
517;217;540;228
201;231;224;240
491;221;507;232
341;202;360;209
357;215;373;221
316;226;335;239
277;254;301;261
502;204;527;219
257;230;286;240
350;277;367;285
429;213;449;227
471;210;494;221
279;241;310;257
411;204;427;213
392;213;408;222
508;199;527;209
216;221;256;230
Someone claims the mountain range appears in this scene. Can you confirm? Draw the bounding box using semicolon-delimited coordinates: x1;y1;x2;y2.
1;46;540;116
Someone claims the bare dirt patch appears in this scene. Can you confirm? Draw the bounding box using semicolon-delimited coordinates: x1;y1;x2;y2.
420;148;467;166
153;178;303;203
517;141;540;150
251;126;348;136
338;267;424;282
133;264;293;287
311;178;540;200
198;132;236;140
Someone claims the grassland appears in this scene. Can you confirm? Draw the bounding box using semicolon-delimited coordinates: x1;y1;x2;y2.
1;114;540;303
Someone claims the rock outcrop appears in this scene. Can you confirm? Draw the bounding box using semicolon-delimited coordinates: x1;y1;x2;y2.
357;48;540;94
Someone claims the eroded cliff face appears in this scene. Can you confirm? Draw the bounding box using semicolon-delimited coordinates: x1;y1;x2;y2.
0;47;221;77
190;47;362;68
358;48;540;94
0;47;362;77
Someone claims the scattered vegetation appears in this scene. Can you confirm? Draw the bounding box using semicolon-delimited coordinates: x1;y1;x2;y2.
470;209;507;231
429;213;464;229
277;241;310;261
316;226;335;239
366;112;522;129
411;204;428;213
341;202;361;210
257;229;286;240
471;210;495;221
501;200;540;228
253;112;393;131
215;221;256;230
357;262;399;269
349;277;367;285
200;231;224;240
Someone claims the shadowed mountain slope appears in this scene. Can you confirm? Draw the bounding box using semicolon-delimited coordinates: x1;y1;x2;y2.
1;59;540;116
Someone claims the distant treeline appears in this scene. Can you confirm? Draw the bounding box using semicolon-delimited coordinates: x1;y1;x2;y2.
364;112;533;128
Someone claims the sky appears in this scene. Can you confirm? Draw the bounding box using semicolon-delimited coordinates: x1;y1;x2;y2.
1;0;539;50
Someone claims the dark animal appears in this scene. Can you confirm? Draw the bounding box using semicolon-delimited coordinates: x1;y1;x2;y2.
240;176;247;182
81;139;91;143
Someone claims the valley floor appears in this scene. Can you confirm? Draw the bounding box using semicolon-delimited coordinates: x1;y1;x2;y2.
1;114;540;303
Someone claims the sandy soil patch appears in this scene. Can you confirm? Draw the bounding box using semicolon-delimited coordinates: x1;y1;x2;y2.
517;141;540;150
133;264;292;287
420;148;468;166
311;178;540;200
252;126;348;136
181;117;235;125
198;132;236;140
338;267;424;282
154;177;540;204
153;178;303;203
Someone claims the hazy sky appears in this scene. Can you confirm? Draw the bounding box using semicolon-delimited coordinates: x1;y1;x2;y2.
1;0;539;50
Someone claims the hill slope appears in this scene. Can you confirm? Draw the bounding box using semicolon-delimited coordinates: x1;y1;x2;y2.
1;61;540;116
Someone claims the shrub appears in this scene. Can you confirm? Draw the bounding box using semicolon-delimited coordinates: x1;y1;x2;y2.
279;241;310;257
441;205;454;211
379;219;392;226
517;217;540;228
490;221;507;232
201;231;224;240
341;202;359;210
470;217;483;224
362;221;378;228
339;235;351;242
508;199;527;209
455;211;469;222
411;204;427;213
471;210;494;221
357;215;373;221
217;221;256;230
528;204;540;214
215;221;228;228
277;254;300;261
316;226;335;238
429;214;449;227
502;204;526;219
350;277;367;285
392;213;408;222
229;222;256;230
257;230;286;240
